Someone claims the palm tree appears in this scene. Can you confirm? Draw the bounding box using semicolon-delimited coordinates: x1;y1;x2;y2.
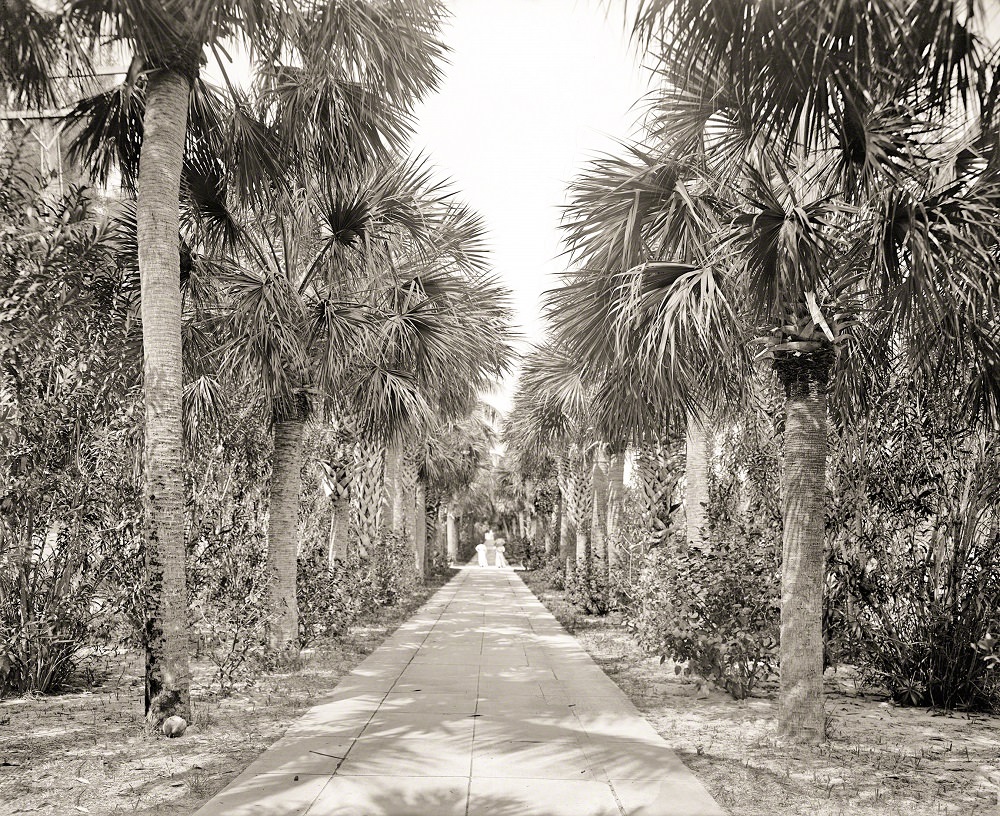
624;0;1000;742
220;155;498;647
419;405;498;568
5;0;450;721
552;145;736;551
505;344;599;572
347;259;513;562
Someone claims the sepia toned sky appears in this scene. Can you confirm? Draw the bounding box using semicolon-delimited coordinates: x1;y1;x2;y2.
411;0;649;406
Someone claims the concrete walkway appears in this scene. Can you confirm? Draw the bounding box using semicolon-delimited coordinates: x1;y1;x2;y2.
193;565;726;816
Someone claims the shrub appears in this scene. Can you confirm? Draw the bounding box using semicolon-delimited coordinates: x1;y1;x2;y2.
629;519;781;700
607;487;658;611
0;153;144;695
358;529;418;610
296;548;360;646
534;554;566;590
827;384;1000;710
425;545;451;579
565;563;612;616
189;533;273;694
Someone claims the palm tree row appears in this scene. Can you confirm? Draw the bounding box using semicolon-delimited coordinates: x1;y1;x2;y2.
506;0;1000;743
3;0;513;726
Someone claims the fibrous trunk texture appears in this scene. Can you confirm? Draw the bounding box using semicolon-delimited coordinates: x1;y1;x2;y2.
446;505;459;563
606;451;625;569
591;445;610;575
546;493;560;557
351;441;386;556
556;459;574;572
776;354;831;744
137;68;192;725
326;456;352;568
399;452;419;544
414;480;427;581
267;413;305;651
384;440;402;532
634;436;682;545
685;413;711;549
568;446;593;570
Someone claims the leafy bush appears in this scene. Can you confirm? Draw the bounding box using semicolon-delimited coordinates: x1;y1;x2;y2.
504;534;541;570
358;529;418;610
629;520;781;700
565;563;611;616
0;148;144;695
296;547;360;646
425;544;451;579
827;382;1000;710
189;530;273;694
534;554;566;590
607;487;658;611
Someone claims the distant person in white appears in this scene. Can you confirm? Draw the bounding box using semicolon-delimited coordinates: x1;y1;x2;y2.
476;539;489;568
494;537;509;569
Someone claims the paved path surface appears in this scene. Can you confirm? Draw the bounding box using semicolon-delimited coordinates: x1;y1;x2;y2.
193;565;726;816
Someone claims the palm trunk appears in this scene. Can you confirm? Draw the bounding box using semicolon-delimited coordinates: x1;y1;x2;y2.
137;68;192;725
414;480;428;581
606;451;625;569
685;414;711;549
570;448;593;570
399;453;418;546
384;439;402;532
446;504;459;563
435;503;446;558
327;496;350;568
351;440;386;556
546;494;560;557
775;355;830;744
634;437;680;545
591;445;610;575
556;459;575;572
267;411;305;651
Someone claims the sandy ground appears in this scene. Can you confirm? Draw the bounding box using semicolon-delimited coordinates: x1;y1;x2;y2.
0;578;445;816
523;575;1000;816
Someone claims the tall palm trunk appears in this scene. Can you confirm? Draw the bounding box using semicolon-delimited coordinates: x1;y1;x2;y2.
398;452;419;557
137;68;192;725
414;480;427;581
267;409;305;651
327;495;350;568
569;447;593;570
634;437;681;545
685;413;711;549
591;445;610;575
435;503;446;558
546;494;560;557
775;354;830;744
446;504;459;563
351;440;386;556
606;451;625;569
326;458;352;568
384;439;402;532
556;459;575;572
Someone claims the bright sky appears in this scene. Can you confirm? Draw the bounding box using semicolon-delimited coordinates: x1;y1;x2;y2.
410;0;649;408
